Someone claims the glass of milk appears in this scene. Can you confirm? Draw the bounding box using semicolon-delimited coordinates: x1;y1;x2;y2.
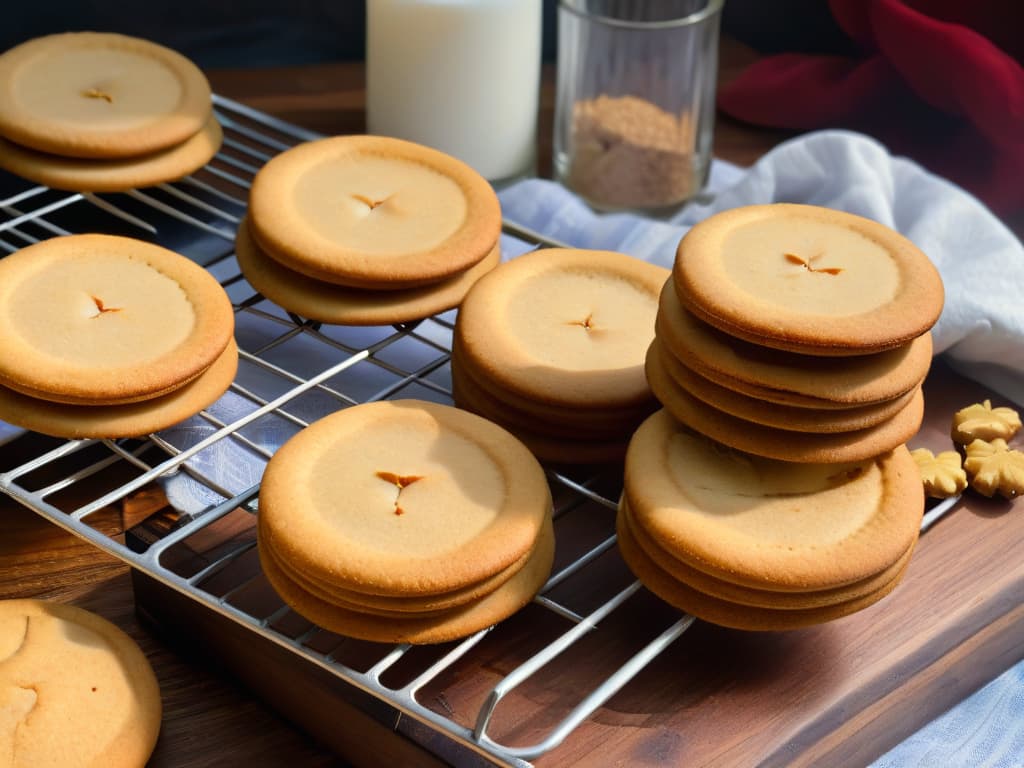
367;0;543;185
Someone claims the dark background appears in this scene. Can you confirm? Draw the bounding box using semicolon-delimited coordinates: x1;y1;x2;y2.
1;1;849;68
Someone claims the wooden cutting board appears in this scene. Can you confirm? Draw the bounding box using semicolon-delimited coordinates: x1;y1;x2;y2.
131;358;1024;767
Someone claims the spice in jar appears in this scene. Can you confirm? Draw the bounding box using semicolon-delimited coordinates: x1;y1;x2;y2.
566;94;697;211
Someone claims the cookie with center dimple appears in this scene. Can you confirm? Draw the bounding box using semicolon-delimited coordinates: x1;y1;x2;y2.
258;400;552;597
0;234;234;405
656;281;932;407
248;135;501;290
0;599;162;768
455;249;669;409
674;204;944;355
0;32;211;159
623;409;924;591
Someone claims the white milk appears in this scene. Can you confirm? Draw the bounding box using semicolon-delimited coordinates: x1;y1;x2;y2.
367;0;542;182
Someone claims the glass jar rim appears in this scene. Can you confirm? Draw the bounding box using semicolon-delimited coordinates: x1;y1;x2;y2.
558;0;724;29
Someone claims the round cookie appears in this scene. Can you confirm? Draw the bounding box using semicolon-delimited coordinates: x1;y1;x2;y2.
248;135;500;290
258;399;552;596
260;509;537;616
674;203;944;355
0;599;161;767
0;234;234;404
651;342;925;436
616;507;911;631
260;514;554;645
0;32;211;158
235;217;500;325
656;281;932;407
623;410;924;591
451;335;655;434
0;338;238;439
649;338;919;433
619;496;917;610
646;364;925;463
455;249;669;409
0;114;222;193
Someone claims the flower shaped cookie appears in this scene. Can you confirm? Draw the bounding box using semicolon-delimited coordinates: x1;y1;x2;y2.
911;448;967;499
951;399;1022;444
963;438;1024;499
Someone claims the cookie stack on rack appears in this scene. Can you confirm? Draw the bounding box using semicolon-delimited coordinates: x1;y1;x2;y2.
451;248;669;464
257;400;555;645
621;203;945;629
237;135;502;326
0;234;236;439
0;32;221;192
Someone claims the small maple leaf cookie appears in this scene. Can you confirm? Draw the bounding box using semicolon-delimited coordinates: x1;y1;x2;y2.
911;448;967;499
952;399;1022;444
963;438;1024;499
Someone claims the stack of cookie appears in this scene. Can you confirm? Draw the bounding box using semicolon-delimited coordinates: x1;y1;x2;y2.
452;248;669;464
621;203;944;628
0;234;236;439
258;400;554;644
647;203;943;464
617;410;924;631
238;135;502;326
0;32;221;192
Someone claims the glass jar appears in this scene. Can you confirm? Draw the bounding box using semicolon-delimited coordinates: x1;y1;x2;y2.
554;0;723;213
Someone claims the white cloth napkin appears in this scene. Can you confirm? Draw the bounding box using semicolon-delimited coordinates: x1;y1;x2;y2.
499;128;1024;404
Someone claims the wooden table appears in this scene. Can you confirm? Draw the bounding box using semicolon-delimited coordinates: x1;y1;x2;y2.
1;37;1017;767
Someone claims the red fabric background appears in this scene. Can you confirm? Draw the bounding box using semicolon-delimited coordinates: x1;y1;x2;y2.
718;0;1024;216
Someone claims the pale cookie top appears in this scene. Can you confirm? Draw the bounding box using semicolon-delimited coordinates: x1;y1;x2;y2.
455;248;669;408
624;409;923;590
248;135;501;289
674;204;944;354
0;32;212;159
258;400;552;596
656;281;933;405
0;599;162;768
0;234;234;404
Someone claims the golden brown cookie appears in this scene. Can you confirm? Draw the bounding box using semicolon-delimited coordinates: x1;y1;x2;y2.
248;135;501;289
951;399;1022;445
674;203;944;355
645;351;926;463
620;496;916;610
0;234;234;405
656;280;932;408
0;599;161;767
911;448;967;499
258;400;552;596
0;338;237;439
616;507;911;631
623;409;924;591
259;514;554;644
0;114;222;192
0;32;211;158
455;248;668;409
235;216;500;325
649;337;918;433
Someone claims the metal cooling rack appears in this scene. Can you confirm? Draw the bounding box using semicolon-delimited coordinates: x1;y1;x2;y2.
0;95;957;767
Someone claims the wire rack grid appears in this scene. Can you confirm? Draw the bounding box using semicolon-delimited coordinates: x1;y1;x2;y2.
0;95;713;767
0;95;962;767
